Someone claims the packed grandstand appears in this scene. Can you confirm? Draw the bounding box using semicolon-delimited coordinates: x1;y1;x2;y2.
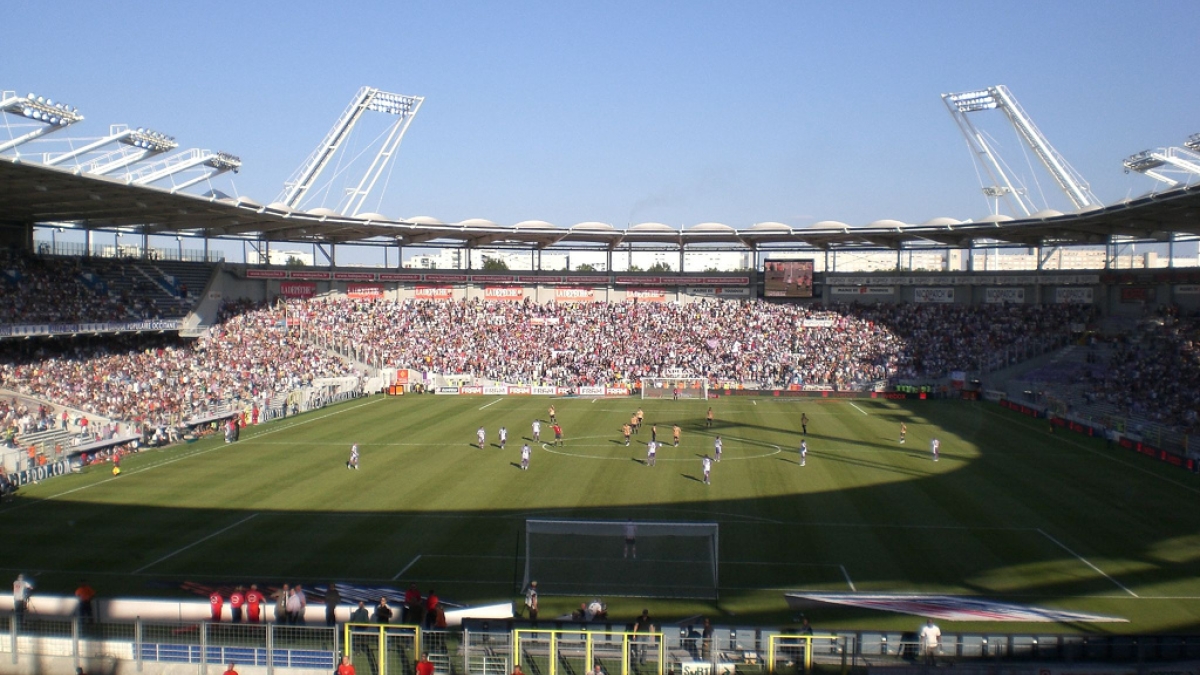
2;250;1199;455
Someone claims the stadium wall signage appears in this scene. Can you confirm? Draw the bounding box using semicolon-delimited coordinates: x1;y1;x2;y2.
1055;288;1094;304
1000;399;1196;473
914;288;955;303
984;288;1025;303
830;286;895;296
827;274;1099;286
279;281;316;298
7;458;72;487
0;319;182;337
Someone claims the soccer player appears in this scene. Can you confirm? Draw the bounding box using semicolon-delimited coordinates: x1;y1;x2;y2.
548;405;557;423
635;408;644;432
521;443;531;471
347;443;359;470
629;412;639;435
801;413;809;435
706;407;714;428
931;438;940;461
702;455;712;485
532;419;541;442
672;387;680;401
622;423;632;446
552;423;563;446
646;440;657;467
650;424;658;443
499;426;507;450
477;426;486;450
672;424;681;447
899;422;907;444
714;435;722;462
800;440;807;466
624;519;637;558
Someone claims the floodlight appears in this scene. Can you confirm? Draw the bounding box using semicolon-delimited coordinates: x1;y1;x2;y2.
1186;134;1200;152
1123;150;1164;173
123;127;177;153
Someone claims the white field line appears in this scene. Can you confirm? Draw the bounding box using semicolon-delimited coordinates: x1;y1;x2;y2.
133;514;259;574
1038;528;1138;597
392;554;423;580
840;564;858;592
848;403;869;416
1;397;385;514
479;399;502;410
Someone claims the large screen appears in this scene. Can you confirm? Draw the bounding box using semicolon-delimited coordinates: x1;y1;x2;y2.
763;260;814;298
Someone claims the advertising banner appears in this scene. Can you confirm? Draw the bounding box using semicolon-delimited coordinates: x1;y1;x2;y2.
280;281;317;298
578;386;606;396
415;285;453;300
984;288;1025;303
379;273;422;282
1119;287;1152;303
484;286;525;301
508;386;532;395
460;386;484;395
627;288;667;302
289;271;332;281
555;288;597;302
1176;284;1200;295
605;386;631;396
914;287;955;303
1055;287;1094;304
246;268;287;279
532;386;558;396
347;284;384;299
482;386;508;395
830;286;895;296
335;272;377;281
688;287;751;298
436;387;460;395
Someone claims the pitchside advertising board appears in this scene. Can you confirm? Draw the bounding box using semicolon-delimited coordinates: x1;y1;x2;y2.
436;385;630;396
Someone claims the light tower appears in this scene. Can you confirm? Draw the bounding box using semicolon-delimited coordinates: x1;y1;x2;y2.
1123;135;1200;188
942;85;1099;217
278;86;423;215
0;91;84;153
45;124;177;173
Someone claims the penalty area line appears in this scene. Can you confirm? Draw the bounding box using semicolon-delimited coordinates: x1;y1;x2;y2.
1038;528;1138;597
392;554;422;580
133;513;259;574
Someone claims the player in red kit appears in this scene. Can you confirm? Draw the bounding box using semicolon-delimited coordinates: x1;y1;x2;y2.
210;590;224;622
246;584;265;623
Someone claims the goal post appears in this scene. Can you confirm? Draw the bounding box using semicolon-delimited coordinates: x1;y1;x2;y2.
523;519;719;599
641;378;708;400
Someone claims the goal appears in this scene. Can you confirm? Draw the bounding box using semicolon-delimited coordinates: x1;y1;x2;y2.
641;377;708;400
522;519;719;599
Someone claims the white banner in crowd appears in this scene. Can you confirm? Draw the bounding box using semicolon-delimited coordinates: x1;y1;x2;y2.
1175;284;1200;295
830;286;895;296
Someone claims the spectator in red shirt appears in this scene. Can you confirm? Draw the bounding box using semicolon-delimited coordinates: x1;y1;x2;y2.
337;655;356;675
424;590;438;629
245;584;264;623
403;584;421;624
416;654;435;675
209;590;224;622
230;586;245;623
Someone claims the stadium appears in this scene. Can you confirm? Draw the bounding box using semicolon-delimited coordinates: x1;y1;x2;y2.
3;63;1200;675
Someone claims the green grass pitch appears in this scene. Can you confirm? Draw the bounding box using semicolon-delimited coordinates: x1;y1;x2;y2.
4;394;1200;634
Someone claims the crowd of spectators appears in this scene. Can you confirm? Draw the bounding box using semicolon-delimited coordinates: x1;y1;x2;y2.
294;297;1089;389
0;250;131;324
0;301;361;430
1082;308;1200;429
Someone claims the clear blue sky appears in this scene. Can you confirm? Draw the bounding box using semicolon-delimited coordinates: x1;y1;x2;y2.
5;1;1199;231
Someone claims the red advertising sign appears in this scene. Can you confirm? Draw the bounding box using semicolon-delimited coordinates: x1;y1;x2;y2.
348;283;384;299
289;271;332;281
379;273;423;282
485;286;524;301
335;272;377;281
247;269;287;279
415;285;453;300
280;281;317;298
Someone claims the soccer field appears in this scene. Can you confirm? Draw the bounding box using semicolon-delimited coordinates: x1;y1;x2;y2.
4;394;1200;633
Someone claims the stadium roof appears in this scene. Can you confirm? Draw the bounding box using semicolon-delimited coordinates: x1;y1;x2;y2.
3;155;1200;250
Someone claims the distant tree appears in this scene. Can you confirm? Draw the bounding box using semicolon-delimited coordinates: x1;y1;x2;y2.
285;256;305;267
576;263;597;272
647;262;672;273
627;264;644;272
704;266;721;273
481;257;509;270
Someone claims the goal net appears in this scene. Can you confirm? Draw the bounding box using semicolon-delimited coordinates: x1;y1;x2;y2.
641;378;709;400
523;519;719;599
